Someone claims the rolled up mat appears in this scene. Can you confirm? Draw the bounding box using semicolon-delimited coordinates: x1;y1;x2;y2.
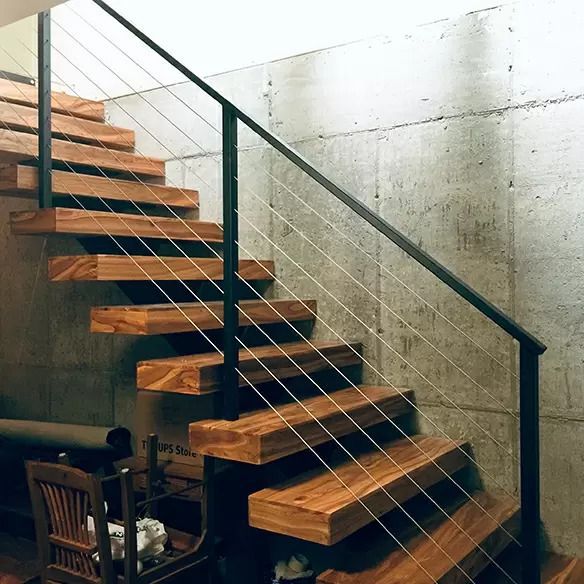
0;419;131;453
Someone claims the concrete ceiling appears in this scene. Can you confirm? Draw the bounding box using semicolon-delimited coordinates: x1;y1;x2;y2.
0;0;68;26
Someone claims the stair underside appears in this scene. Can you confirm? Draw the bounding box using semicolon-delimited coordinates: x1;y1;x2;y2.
49;255;274;282
10;208;222;242
0;128;164;178
0;102;134;150
0;165;199;208
137;340;362;394
248;435;469;545
317;492;519;583
0;79;105;121
189;386;414;464
91;299;317;335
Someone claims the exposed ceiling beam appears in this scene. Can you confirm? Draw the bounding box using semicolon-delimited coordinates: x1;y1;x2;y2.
0;0;69;27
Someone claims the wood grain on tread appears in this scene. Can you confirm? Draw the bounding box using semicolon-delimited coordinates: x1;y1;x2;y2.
317;492;519;583
137;340;362;394
189;387;414;464
478;552;584;583
49;255;274;282
10;208;222;242
0;165;198;207
248;435;469;545
0;102;134;150
91;299;317;335
543;556;584;584
0;79;105;121
0;129;164;177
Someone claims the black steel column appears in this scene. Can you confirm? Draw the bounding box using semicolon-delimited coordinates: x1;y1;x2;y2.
222;105;239;421
37;10;52;209
520;344;541;584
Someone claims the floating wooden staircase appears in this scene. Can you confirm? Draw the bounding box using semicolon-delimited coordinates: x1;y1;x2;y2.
4;79;528;582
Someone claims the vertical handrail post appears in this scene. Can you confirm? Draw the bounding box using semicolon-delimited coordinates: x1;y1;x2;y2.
37;10;52;209
222;105;239;421
520;343;541;584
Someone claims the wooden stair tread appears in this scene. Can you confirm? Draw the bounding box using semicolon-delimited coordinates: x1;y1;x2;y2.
478;552;584;583
248;435;469;545
0;79;105;121
91;299;317;335
137;340;362;394
542;556;584;584
48;255;274;282
189;386;414;464
0;165;198;207
317;492;519;583
0;128;164;178
0;101;134;150
11;207;222;242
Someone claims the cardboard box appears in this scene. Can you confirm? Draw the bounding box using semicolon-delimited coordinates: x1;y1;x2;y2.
135;391;216;473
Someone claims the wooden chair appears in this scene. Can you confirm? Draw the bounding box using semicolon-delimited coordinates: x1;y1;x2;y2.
26;461;114;584
26;459;211;584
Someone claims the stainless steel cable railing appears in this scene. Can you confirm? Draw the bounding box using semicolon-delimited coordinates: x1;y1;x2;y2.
61;0;519;385
7;42;523;512
0;96;484;584
5;2;544;580
0;60;520;570
4;11;524;548
0;52;512;580
12;23;519;482
43;20;520;461
86;5;545;579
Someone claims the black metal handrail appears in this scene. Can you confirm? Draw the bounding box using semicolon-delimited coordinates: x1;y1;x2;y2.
41;3;545;581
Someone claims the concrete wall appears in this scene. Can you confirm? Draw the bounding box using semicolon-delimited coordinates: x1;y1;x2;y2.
46;0;504;100
0;200;144;430
104;1;584;555
1;0;583;558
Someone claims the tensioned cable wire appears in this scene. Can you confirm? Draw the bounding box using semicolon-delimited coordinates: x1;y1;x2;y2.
19;39;519;468
0;44;524;552
42;28;521;449
0;114;462;584
0;119;509;584
0;72;521;576
237;162;519;416
1;41;512;537
51;9;519;418
0;77;520;581
234;195;519;428
63;0;518;381
0;67;524;574
0;98;521;579
7;43;521;501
